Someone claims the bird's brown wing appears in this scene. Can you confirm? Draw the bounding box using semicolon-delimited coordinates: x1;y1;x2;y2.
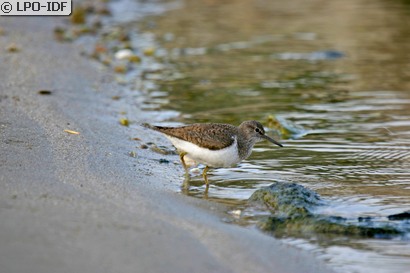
149;123;237;150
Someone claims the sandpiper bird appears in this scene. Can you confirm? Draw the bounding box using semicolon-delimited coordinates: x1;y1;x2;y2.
143;120;283;185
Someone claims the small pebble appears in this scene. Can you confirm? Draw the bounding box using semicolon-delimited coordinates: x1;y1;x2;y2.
94;44;107;54
38;90;52;95
229;210;242;217
150;144;168;155
140;144;148;149
143;47;155;56
6;43;19;52
71;6;86;24
159;158;169;164
119;118;129;126
128;55;141;63
114;64;127;74
190;168;201;174
115;49;134;60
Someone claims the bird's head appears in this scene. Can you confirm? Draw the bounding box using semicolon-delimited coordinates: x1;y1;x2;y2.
239;120;283;147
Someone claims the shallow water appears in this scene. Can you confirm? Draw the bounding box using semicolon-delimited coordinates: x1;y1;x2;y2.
133;0;410;272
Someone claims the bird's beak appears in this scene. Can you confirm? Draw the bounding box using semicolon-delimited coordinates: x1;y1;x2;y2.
261;134;283;147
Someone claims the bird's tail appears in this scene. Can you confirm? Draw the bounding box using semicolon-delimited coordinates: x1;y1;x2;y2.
141;123;159;131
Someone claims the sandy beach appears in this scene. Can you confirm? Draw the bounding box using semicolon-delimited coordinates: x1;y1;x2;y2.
0;16;334;273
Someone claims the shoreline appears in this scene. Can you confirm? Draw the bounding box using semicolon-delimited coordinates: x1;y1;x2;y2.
0;16;333;273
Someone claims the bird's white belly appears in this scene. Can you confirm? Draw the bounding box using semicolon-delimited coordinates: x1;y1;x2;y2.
166;136;241;167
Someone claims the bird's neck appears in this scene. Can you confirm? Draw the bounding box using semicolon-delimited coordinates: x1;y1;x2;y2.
237;131;256;160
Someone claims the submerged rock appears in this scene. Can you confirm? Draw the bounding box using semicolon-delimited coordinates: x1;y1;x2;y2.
248;182;407;239
258;215;401;238
265;115;307;139
248;182;322;219
388;211;410;221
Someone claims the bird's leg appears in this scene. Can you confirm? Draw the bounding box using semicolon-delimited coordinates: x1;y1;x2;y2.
181;172;191;193
179;152;188;171
203;166;210;197
204;184;209;198
202;166;210;185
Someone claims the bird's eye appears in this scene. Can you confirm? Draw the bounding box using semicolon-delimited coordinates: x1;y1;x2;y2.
255;128;261;133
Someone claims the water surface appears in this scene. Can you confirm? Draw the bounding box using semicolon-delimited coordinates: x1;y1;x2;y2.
137;0;410;272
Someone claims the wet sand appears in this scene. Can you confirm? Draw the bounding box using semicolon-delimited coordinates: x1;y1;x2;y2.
0;16;333;273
